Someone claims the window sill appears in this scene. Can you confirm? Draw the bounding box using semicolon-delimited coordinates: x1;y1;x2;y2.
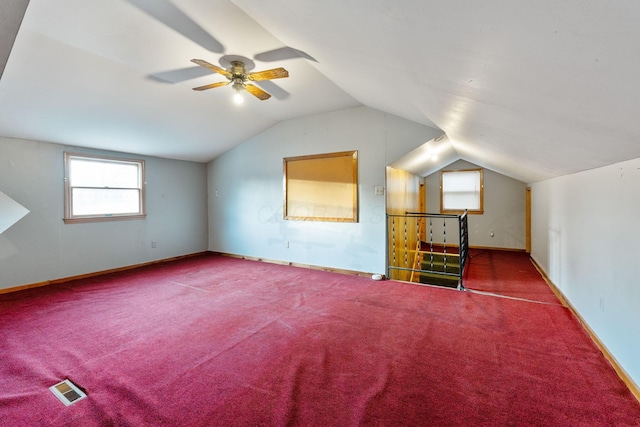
63;214;147;224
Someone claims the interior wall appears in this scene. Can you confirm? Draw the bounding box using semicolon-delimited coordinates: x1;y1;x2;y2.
530;156;640;388
424;159;527;249
0;137;208;290
207;106;442;275
386;166;421;281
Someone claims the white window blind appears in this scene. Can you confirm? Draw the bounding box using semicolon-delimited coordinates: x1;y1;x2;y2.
441;169;483;213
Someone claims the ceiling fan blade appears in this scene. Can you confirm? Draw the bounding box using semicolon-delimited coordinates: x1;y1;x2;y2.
192;81;230;91
191;59;232;78
245;84;271;100
247;67;289;81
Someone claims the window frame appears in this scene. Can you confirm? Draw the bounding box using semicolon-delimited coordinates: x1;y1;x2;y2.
283;150;359;223
63;152;146;224
439;168;484;215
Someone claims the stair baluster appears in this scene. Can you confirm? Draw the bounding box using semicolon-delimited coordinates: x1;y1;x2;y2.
443;216;447;273
429;217;434;272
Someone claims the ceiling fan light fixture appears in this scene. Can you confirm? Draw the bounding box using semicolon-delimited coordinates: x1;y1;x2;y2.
233;91;244;105
232;78;245;91
232;78;245;104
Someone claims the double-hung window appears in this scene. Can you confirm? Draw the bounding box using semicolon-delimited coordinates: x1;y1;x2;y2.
440;168;483;214
64;152;146;223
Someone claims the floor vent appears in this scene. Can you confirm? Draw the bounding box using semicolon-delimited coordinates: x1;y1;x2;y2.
49;379;87;406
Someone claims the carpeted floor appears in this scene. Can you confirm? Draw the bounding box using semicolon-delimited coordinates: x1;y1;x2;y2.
463;249;561;304
1;252;639;426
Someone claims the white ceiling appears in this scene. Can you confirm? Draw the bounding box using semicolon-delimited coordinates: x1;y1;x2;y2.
2;0;640;183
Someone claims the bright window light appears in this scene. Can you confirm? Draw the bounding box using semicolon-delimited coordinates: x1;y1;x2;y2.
440;169;484;214
64;153;146;223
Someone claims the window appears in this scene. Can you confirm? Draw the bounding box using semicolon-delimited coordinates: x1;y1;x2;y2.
440;168;483;214
64;152;146;223
283;151;358;222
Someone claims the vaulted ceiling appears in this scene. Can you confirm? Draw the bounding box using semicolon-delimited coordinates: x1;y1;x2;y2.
2;0;640;183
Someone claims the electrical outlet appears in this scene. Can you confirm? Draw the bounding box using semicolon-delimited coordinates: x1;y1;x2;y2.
374;186;385;196
284;240;289;248
151;241;157;248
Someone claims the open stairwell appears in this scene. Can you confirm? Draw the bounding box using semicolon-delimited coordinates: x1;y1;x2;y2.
388;212;469;290
416;248;461;288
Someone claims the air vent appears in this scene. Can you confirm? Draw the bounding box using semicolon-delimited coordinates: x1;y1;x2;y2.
49;379;87;406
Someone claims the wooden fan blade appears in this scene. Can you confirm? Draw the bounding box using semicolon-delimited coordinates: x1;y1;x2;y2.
247;67;289;81
190;59;232;78
245;84;271;100
192;81;230;91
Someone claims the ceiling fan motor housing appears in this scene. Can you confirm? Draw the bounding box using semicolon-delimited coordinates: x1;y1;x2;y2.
230;61;248;79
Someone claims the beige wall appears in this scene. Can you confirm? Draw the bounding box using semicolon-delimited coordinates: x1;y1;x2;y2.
207;106;442;275
424;159;527;249
0;137;208;290
531;156;640;389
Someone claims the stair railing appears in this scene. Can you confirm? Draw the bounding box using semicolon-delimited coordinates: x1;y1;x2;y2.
386;211;470;290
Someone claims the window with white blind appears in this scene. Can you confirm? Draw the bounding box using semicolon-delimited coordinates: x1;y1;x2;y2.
440;169;484;214
64;152;146;223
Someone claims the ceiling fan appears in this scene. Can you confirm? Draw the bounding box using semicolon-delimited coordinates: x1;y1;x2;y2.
190;59;289;101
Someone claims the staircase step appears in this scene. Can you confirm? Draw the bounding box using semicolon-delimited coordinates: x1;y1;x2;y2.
419;251;460;263
418;272;459;289
419;251;460;273
419;243;460;254
421;261;460;274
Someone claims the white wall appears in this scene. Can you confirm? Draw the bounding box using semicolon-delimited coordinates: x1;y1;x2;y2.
0;137;208;290
425;159;527;249
531;157;640;388
207;106;442;274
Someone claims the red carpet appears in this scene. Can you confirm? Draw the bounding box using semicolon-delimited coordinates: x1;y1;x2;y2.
1;252;639;426
463;249;561;304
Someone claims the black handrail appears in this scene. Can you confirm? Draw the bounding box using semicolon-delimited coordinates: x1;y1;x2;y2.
458;211;469;290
